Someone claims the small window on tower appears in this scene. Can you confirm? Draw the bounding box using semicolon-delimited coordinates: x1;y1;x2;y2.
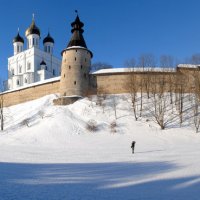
74;81;76;85
69;65;71;69
25;78;27;83
53;69;55;75
84;73;87;79
75;57;76;61
81;65;83;69
27;62;31;70
85;58;87;62
64;74;65;78
17;80;19;85
33;38;35;45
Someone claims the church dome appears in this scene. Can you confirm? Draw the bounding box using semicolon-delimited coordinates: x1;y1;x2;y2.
13;32;24;43
43;32;54;44
25;19;40;37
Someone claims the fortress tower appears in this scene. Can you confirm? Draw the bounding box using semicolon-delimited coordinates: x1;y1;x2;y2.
59;14;93;98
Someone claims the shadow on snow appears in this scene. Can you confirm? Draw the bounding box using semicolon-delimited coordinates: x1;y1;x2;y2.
0;161;199;200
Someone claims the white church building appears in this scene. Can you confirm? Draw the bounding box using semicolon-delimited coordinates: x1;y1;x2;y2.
5;17;61;90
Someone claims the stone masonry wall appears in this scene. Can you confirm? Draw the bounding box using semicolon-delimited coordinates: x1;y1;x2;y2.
2;80;60;107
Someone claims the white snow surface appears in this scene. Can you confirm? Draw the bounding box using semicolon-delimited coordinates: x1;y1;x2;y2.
93;67;176;74
0;94;200;200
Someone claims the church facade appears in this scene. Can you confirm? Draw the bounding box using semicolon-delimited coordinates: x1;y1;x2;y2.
5;17;61;90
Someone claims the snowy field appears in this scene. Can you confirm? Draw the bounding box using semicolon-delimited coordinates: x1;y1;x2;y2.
0;94;200;200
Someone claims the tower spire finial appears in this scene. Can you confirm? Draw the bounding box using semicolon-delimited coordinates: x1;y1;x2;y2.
75;10;78;15
32;13;35;21
17;27;20;33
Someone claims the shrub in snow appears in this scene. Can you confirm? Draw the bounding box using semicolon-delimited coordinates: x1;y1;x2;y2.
110;121;117;133
38;110;45;119
21;118;31;127
86;119;97;132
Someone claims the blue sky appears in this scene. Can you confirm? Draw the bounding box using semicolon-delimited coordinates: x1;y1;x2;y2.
1;0;200;80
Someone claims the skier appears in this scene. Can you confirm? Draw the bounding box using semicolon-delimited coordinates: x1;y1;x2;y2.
131;141;136;154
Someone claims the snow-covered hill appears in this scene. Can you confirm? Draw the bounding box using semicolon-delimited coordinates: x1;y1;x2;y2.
0;94;200;200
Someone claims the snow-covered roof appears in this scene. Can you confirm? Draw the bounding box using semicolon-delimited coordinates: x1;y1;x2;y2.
92;67;176;75
2;76;61;94
177;64;200;68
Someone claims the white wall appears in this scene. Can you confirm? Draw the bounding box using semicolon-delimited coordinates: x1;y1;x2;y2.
7;47;61;90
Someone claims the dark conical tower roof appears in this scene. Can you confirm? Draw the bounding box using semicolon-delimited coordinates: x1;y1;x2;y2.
67;15;87;48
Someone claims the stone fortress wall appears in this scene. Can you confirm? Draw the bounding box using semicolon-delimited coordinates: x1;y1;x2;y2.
1;65;197;107
2;78;60;107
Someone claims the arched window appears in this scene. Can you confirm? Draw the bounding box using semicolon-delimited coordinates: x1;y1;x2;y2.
74;81;76;85
25;78;27;83
17;80;19;85
69;65;71;69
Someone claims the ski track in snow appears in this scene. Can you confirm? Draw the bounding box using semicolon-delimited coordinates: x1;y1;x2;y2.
0;94;200;200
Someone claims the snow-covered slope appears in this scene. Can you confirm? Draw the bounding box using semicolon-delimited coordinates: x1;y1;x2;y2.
0;94;200;200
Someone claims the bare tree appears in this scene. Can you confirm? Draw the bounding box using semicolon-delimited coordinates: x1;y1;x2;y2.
193;97;200;133
112;95;118;119
90;62;113;72
148;73;174;129
175;74;185;126
97;87;107;113
0;94;4;131
190;54;200;65
159;55;176;105
124;58;136;68
192;69;200;132
138;54;157;115
127;71;139;120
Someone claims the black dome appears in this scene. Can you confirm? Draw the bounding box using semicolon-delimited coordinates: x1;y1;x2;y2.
43;32;54;44
25;19;40;37
40;60;46;65
13;32;24;43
